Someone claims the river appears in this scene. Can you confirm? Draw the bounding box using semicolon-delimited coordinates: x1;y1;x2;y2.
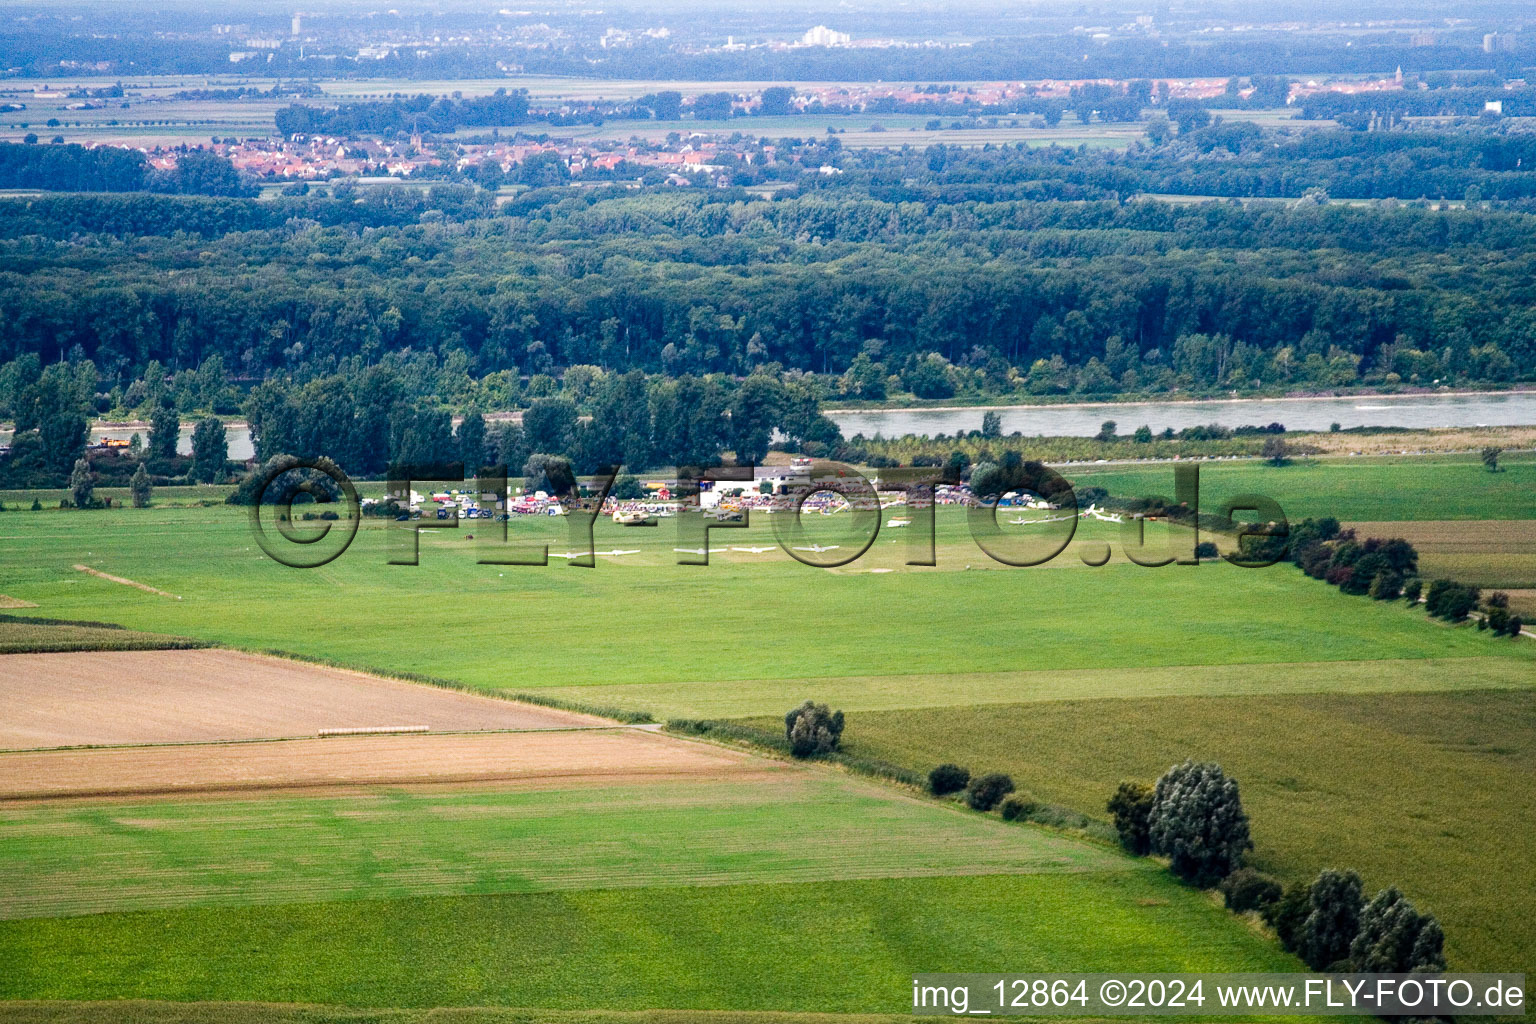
5;391;1530;462
826;391;1536;439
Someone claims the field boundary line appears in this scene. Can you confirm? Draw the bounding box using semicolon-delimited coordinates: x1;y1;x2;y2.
237;646;657;724
0;722;654;756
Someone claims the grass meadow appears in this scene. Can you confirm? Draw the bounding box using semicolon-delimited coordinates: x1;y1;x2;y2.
0;873;1305;1011
0;774;1131;919
0;502;1530;718
1066;452;1536;522
800;690;1536;976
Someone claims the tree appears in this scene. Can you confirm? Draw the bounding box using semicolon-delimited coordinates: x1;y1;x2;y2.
730;374;782;465
1107;780;1155;855
1349;888;1445;973
39;410;89;476
928;763;970;796
130;461;152;507
523;453;575;497
1148;760;1252;886
128;433;143;458
515;151;570;187
69;456;94;508
692;92;734;120
759;86;795;117
783;700;844;757
1482;446;1502;472
981;410;1002;438
1095;420;1117;442
611;473;644;500
1262;436;1291;466
1425;579;1479;621
1133;425;1153;443
456;409;488;472
522;398;578;457
190;416;227;483
1402;578;1423;603
965;772;1015;811
1299;868;1364;970
149;399;180;461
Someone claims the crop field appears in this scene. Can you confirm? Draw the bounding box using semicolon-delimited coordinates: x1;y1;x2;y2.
0;774;1128;919
0;872;1306;1011
0;728;767;801
813;689;1536;976
0;618;202;655
1341;520;1536;589
1067;452;1536;522
0;648;605;748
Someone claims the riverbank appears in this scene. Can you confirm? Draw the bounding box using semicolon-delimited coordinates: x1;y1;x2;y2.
823;385;1536;416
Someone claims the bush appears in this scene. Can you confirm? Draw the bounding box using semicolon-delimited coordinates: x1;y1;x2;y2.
1220;867;1283;913
1368;569;1402;600
1195;541;1219;560
1148;760;1252;887
1402;577;1423;603
999;794;1038;821
783;700;844;757
1106;780;1155;855
1264;883;1311;952
928;763;970;796
964;772;1015;811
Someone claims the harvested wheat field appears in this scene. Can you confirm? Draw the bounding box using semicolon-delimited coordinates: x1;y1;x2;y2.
0;649;609;749
0;729;774;801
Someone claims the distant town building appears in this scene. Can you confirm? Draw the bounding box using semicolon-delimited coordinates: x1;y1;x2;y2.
1485;99;1504;114
1409;31;1436;46
1483;32;1516;53
291;13;302;36
801;25;851;47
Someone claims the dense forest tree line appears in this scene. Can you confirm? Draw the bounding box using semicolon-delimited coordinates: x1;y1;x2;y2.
2;179;1534;405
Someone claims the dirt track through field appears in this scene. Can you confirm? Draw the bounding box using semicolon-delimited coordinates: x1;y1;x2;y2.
0;649;610;749
0;730;772;801
73;564;180;598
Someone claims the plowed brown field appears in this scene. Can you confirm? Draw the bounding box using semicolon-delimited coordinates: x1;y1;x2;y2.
0;729;771;801
0;649;608;749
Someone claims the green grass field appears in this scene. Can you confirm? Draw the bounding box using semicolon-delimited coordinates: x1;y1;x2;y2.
801;690;1535;975
0;774;1129;920
1068;453;1536;522
0;505;1529;719
0;873;1303;1011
